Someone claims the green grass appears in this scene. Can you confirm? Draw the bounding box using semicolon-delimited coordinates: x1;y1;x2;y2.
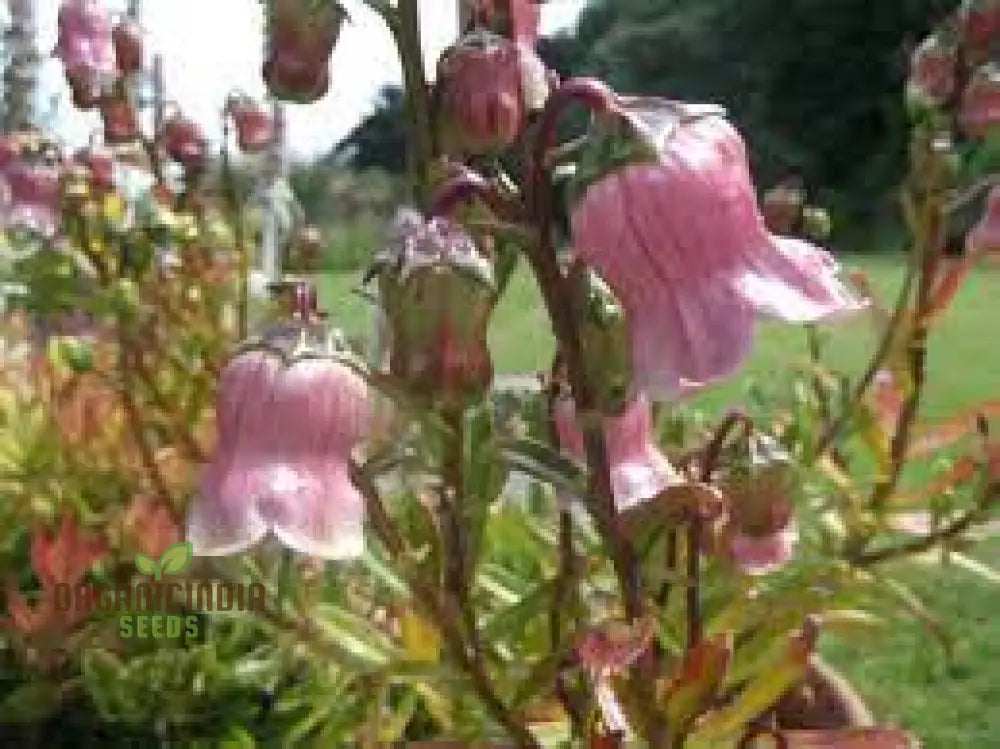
317;254;1000;747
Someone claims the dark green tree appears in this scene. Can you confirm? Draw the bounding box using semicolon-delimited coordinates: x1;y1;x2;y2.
333;85;407;174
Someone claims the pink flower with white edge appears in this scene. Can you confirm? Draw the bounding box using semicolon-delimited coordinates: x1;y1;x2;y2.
569;97;865;399
960;64;1000;139
0;158;62;238
188;333;372;560
437;29;549;155
554;393;680;511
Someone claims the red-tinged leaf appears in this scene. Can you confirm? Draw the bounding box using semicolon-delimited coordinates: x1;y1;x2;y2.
30;512;107;589
907;402;1000;458
662;633;734;740
776;728;920;748
684;628;816;746
885;457;979;508
0;586;40;634
121;494;182;559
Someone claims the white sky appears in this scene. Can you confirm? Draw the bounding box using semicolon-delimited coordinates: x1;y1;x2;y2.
32;0;584;161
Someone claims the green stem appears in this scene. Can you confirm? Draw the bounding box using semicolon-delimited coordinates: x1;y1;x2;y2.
388;1;435;207
220;120;249;339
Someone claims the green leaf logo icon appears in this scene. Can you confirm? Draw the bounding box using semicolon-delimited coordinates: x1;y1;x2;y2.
134;553;157;576
159;542;193;576
134;542;193;580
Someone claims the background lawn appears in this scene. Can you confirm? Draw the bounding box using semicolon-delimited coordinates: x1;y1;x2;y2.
318;253;1000;748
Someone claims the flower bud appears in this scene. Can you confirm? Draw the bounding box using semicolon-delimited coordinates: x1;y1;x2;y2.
907;34;956;108
227;94;273;153
720;433;798;575
960;64;1000;139
163;114;208;172
112;17;144;74
54;0;116;110
437;30;549;155
801;206;832;241
262;0;345;103
100;92;140;145
373;209;496;403
958;0;1000;65
1;159;61;238
761;181;806;235
75;144;115;192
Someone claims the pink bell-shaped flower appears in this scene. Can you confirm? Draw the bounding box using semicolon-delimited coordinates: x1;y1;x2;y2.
466;0;541;44
188;323;372;559
720;434;798;575
961;64;1000;138
54;0;116;110
554;393;680;511
227;94;274;153
262;0;345;104
437;29;549;155
907;34;956;107
569;97;864;399
0;158;62;238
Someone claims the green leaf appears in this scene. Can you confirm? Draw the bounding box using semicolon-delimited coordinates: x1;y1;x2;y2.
685;646;810;746
0;681;62;723
498;437;586;496
134;553;158;576
218;727;256;748
378;690;418;741
159;541;194;576
312;602;398;668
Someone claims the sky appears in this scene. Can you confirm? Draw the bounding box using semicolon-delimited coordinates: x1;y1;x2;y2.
31;0;584;161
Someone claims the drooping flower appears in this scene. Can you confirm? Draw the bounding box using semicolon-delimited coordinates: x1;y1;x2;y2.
75;143;116;192
0;157;62;238
53;0;116;110
907;34;957;107
959;0;1000;65
188;321;373;560
372;208;496;403
162;112;209;172
262;0;346;104
437;29;549;155
554;393;681;511
466;0;541;43
569;96;865;399
960;64;1000;138
100;90;140;144
112;16;144;74
720;434;798;575
227;94;274;153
